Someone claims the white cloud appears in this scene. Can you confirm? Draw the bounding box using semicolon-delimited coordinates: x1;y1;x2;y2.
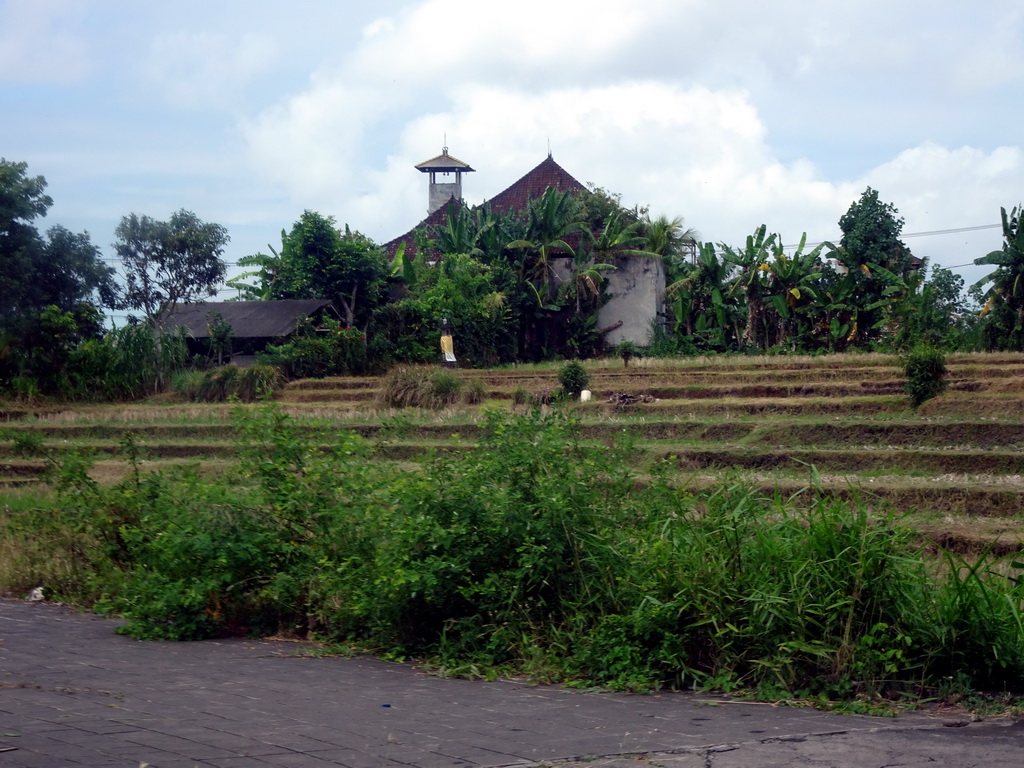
145;31;279;110
0;1;91;84
7;0;1022;293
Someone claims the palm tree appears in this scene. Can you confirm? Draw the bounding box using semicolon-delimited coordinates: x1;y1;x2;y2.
644;214;699;261
225;232;287;300
429;202;491;258
507;187;592;303
559;242;614;315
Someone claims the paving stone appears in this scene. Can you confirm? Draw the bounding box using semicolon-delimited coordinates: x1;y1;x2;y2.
3;599;1022;768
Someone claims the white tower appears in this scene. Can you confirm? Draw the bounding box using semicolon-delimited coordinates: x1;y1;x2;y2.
414;147;475;215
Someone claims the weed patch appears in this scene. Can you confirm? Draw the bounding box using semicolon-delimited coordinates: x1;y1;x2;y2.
5;405;1024;703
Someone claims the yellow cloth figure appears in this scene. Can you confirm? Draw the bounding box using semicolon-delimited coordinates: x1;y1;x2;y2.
440;330;456;366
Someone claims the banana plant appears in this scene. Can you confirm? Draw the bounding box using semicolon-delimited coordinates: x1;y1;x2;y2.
666;242;738;349
722;225;776;349
225;231;287;300
763;234;833;349
972;206;1024;347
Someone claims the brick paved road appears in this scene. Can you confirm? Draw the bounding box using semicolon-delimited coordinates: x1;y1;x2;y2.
1;599;1020;767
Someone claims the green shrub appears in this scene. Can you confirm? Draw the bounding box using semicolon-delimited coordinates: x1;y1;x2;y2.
557;360;590;399
179;364;283;403
427;369;463;407
197;365;239;403
463;378;486;405
170;370;205;401
378;365;426;408
511;385;530;406
614;340;640;368
903;344;947;408
11;407;1024;700
258;318;367;379
378;365;465;409
236;364;285;402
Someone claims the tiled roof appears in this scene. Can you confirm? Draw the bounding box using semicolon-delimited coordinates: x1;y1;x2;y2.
484;154;587;215
415;151;475;172
382;197;465;261
159;299;339;339
383;155;588;261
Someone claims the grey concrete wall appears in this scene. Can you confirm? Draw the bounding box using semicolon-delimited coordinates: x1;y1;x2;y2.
598;255;665;347
428;180;462;214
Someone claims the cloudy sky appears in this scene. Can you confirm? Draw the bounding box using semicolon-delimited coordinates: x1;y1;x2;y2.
4;0;1022;304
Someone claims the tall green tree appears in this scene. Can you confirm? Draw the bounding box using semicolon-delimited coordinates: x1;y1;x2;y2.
1;159;116;328
227;232;287;300
762;235;831;350
1;160;117;392
643;214;698;262
835;187;914;345
272;211;389;328
722;225;776;350
114;209;229;326
428;202;491;258
665;242;740;350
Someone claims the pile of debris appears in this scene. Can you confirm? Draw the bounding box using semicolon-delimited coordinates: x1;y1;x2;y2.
606;392;656;407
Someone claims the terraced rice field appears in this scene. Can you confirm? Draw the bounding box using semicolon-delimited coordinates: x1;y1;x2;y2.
3;351;1024;555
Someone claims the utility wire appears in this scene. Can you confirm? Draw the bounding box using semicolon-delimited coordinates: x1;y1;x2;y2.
781;223;1000;250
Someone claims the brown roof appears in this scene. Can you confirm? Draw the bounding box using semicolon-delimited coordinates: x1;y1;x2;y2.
484;154;587;215
159;300;339;339
382;154;588;261
415;150;475;172
382;197;465;261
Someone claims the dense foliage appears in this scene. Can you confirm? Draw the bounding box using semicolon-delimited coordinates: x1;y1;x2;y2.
1;159;119;392
1;160;229;400
973;205;1024;350
6;406;1024;701
229;212;389;329
3;156;1021;405
257;317;367;378
903;344;948;408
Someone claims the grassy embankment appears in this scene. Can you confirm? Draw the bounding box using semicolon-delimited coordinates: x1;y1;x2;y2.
2;352;1024;707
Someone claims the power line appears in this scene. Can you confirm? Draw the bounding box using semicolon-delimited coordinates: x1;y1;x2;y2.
902;223;1001;238
782;223;1001;250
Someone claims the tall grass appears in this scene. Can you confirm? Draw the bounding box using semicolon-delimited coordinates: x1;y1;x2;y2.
378;365;465;408
171;364;284;403
3;406;1024;701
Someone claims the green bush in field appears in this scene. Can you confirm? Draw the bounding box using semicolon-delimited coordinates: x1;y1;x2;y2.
258;317;367;378
378;365;465;408
557;360;590;399
614;340;640;368
462;378;486;404
903;344;947;408
172;363;283;403
511;385;530;405
7;405;1024;701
